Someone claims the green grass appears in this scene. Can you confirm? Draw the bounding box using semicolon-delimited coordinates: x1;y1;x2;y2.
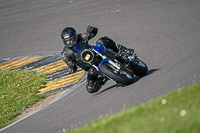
67;82;200;133
1;69;199;132
0;70;48;129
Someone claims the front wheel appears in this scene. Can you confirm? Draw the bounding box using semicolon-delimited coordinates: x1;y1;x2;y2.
99;62;134;85
130;59;148;77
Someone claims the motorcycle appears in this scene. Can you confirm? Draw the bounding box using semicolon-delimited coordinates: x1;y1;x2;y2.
72;28;148;85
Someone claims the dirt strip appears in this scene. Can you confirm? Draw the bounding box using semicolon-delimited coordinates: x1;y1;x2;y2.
15;90;67;120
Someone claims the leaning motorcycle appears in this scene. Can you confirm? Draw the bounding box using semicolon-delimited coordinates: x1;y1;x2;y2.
72;35;148;85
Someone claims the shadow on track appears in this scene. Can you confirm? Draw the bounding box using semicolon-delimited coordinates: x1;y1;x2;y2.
95;69;160;95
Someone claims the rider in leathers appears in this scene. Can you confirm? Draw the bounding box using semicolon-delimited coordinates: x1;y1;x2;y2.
61;26;134;93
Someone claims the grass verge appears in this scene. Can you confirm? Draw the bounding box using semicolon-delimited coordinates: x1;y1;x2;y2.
0;70;48;129
66;82;200;133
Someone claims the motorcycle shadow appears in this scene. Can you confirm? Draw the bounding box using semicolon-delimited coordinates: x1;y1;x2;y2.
95;69;160;95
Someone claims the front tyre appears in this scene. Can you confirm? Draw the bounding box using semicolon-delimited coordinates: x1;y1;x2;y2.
99;62;134;85
131;59;148;77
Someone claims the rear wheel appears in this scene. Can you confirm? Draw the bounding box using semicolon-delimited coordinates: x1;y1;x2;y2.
99;62;134;85
131;59;148;77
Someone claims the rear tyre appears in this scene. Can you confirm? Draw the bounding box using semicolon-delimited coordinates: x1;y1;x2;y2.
99;62;134;85
131;59;148;77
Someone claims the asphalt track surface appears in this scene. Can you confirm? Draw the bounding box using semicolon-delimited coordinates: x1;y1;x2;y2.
1;0;200;132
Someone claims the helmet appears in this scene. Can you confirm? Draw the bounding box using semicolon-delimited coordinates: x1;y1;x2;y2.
61;27;77;47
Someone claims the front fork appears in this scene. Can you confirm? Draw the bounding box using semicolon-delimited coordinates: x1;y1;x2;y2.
92;48;136;77
92;49;120;74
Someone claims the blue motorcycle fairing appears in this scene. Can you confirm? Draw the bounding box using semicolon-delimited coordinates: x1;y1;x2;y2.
72;41;110;75
92;43;105;55
93;43;109;75
72;41;90;59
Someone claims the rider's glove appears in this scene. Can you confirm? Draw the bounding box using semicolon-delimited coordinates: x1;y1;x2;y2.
86;25;98;40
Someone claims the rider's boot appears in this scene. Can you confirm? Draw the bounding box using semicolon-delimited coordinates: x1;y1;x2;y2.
117;44;134;56
99;76;109;86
